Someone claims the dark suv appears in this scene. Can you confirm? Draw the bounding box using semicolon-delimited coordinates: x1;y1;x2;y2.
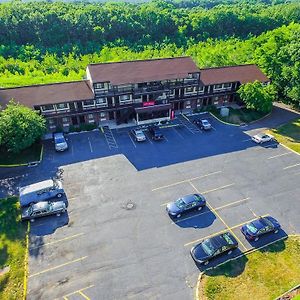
148;126;164;140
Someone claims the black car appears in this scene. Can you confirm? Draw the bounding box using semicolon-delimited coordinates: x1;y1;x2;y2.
191;232;238;265
166;194;206;218
148;125;164;140
241;216;281;241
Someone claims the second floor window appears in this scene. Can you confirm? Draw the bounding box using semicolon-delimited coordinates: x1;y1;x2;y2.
95;97;107;106
223;83;232;89
56;103;69;110
83;100;95;107
41;104;55;112
119;94;131;104
214;84;223;90
95;83;105;89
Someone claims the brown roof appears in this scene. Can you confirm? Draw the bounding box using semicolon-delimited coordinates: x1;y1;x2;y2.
200;64;270;85
87;57;200;85
0;80;94;108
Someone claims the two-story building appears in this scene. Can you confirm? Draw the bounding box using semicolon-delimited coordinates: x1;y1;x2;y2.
0;57;270;132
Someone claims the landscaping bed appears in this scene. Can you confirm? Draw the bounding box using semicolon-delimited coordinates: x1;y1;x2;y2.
209;106;267;124
269;118;300;154
0;197;28;299
0;142;42;166
200;236;300;300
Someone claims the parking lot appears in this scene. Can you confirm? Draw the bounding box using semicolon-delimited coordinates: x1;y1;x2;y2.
24;113;300;300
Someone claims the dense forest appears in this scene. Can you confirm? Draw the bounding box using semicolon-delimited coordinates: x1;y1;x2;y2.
0;0;299;107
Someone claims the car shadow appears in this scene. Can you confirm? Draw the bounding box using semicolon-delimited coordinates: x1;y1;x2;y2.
29;211;69;238
170;207;216;229
200;248;248;277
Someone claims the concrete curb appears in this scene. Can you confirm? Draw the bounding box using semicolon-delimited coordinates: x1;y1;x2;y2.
275;284;300;300
23;222;30;300
209;112;240;127
0;144;44;168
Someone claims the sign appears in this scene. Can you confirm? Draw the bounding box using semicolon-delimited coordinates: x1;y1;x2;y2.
171;110;175;119
143;101;155;107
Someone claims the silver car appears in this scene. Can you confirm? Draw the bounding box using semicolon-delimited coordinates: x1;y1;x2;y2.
131;128;146;142
252;133;274;144
21;201;66;221
19;179;65;207
54;132;68;151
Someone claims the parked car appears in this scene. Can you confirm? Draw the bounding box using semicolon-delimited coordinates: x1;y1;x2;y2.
21;201;66;221
190;232;238;265
251;133;274;144
54;132;68;151
193;119;212;130
19;179;65;207
148;125;164;140
241;216;281;241
131;128;146;142
166;194;206;218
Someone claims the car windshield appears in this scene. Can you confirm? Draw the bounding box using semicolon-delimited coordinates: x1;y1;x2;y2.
55;138;65;144
202;120;209;125
201;239;216;256
136;131;144;136
246;223;258;234
175;198;186;209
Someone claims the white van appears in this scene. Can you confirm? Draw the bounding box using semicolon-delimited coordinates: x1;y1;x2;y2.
19;179;65;207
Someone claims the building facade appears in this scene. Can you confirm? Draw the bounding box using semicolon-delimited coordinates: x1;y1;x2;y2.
0;57;270;132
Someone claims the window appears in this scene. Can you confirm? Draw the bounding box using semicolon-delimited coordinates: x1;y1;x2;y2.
56;103;69;110
100;112;106;118
88;114;94;119
185;87;196;94
95;83;105;89
199;86;204;93
62;117;69;123
95;97;107;106
48;119;55;125
119;94;131;104
214;84;223;90
82;100;95;107
223;83;232;88
41;104;55;112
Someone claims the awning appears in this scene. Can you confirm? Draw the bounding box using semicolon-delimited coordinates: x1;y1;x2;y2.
135;104;171;114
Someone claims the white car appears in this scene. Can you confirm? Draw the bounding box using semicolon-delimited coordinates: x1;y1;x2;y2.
54;132;68;151
131;128;146;142
252;133;274;144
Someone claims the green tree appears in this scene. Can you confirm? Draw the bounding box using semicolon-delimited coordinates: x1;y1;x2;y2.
0;100;46;153
237;81;276;113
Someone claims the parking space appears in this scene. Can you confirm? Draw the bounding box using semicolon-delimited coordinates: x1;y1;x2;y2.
20;112;300;299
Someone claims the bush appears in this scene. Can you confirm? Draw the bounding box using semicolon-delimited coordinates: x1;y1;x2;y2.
79;123;97;131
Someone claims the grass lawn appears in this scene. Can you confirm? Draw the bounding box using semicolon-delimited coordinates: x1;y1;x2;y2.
0;142;42;166
0;197;28;299
268;118;300;154
200;237;300;300
210;107;267;124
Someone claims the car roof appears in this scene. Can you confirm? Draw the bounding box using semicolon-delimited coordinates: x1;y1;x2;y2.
19;179;54;195
182;194;198;204
210;232;237;248
251;218;266;229
32;201;49;211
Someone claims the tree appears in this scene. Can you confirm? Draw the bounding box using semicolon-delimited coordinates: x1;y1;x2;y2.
0;100;46;153
237;81;276;113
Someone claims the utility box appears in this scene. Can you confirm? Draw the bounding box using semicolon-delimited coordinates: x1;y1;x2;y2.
220;107;229;117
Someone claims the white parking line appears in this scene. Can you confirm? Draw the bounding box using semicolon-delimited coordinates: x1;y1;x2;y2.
267;152;292;159
146;134;153;144
242;138;252;142
283;162;300;170
164;135;169;142
87;137;93;153
211;126;216;131
128;132;137;148
172;127;184;139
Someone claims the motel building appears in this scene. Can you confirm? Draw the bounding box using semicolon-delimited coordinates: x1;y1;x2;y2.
0;57;270;132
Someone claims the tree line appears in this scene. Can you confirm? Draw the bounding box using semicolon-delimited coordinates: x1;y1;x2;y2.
0;0;299;56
